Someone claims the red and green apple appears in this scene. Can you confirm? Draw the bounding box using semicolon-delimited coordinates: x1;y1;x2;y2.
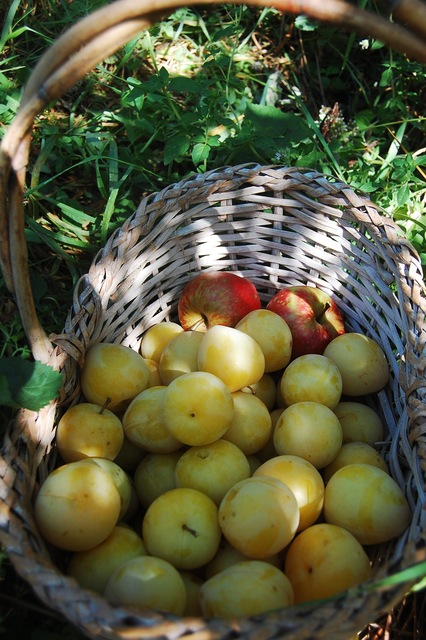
266;285;345;359
178;271;261;331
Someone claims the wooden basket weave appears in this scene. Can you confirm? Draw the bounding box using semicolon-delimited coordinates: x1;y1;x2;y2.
1;1;426;639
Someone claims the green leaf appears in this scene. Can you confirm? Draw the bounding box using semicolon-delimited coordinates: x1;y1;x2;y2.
158;66;169;82
164;134;190;165
0;358;63;411
380;66;394;87
192;141;211;166
354;110;375;131
168;76;204;94
396;184;411;207
245;103;311;144
294;15;319;31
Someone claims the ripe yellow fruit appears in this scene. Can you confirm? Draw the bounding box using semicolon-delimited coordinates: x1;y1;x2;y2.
180;571;204;616
323;333;389;396
197;325;265;392
81;342;150;412
162;371;234;446
113;435;145;472
200;560;294;617
123;386;182;453
139;321;183;362
56;402;124;463
241;373;277;410
205;539;281;579
236;308;293;372
143;357;162;387
142;487;221;570
254;455;325;531
323;441;389;483
222;391;272;455
158;329;204;385
67;525;147;594
333;401;384;445
284;523;373;603
134;451;181;509
34;460;121;551
273;401;343;469
89;457;133;521
174;439;251;506
324;463;411;544
218;476;299;558
104;555;187;615
280;354;342;409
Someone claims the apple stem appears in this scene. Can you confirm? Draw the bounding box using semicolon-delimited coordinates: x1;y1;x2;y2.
99;397;112;415
189;317;207;331
182;523;199;537
316;302;331;323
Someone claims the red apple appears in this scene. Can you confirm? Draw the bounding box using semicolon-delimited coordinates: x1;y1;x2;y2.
178;272;261;331
266;286;345;359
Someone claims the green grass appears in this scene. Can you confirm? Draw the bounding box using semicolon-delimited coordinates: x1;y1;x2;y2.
0;1;425;638
1;4;425;322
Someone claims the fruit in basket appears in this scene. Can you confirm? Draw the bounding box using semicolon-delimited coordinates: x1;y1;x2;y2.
284;523;373;603
134;451;181;508
67;524;147;594
323;333;389;396
197;325;265;392
222;390;272;455
323;441;389;483
235;309;293;372
218;476;299;558
158;329;204;384
180;571;204;616
140;321;183;362
205;539;282;579
280;354;343;409
34;459;121;551
162;371;234;446
333;401;385;445
123;385;182;453
174;439;251;505
144;358;162;387
242;373;277;410
56;402;124;463
89;457;133;521
324;463;411;544
80;342;151;412
113;435;145;472
266;285;345;359
104;555;187;615
273;402;343;470
142;487;221;570
178;271;261;331
33;299;405;610
254;455;325;531
200;560;294;617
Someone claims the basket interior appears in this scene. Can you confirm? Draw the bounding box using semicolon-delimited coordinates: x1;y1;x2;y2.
6;164;425;640
63;167;407;419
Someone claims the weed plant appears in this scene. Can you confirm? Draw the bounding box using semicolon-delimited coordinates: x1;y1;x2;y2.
0;1;425;638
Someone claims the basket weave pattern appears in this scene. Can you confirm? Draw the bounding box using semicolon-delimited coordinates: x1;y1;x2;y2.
2;163;426;639
1;2;426;639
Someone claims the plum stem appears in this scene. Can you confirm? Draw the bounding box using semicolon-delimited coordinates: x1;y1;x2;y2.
182;523;199;537
99;397;112;414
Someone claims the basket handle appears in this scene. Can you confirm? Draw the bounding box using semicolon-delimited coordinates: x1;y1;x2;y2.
1;0;425;364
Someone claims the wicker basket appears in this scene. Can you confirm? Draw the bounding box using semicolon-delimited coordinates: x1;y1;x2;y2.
1;1;426;639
